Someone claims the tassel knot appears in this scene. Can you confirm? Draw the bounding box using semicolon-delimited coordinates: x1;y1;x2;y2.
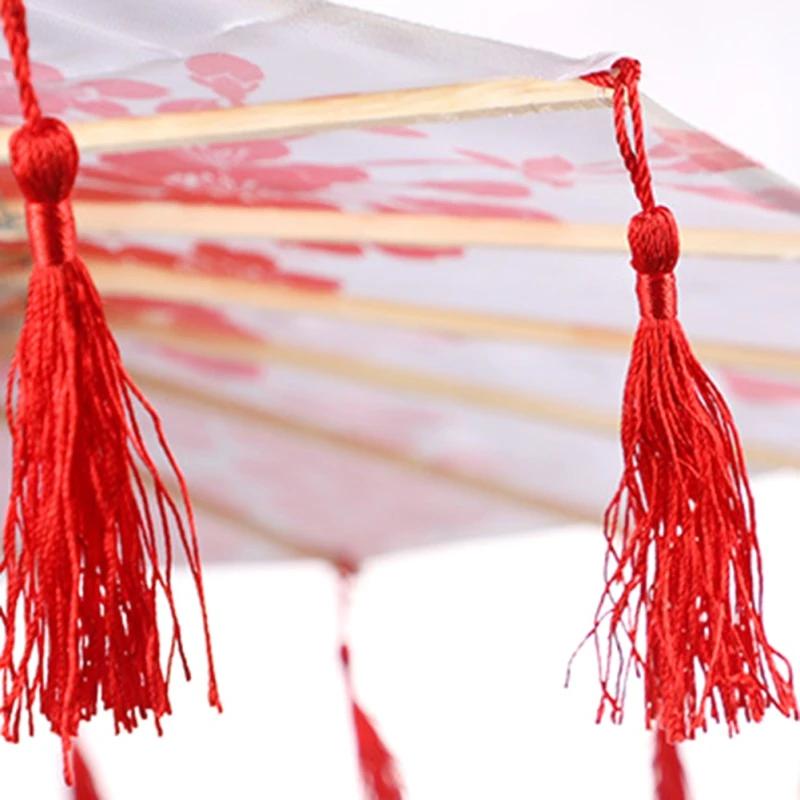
9;117;78;202
630;207;680;320
628;206;680;276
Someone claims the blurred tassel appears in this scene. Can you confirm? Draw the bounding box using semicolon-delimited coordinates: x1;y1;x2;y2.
72;745;103;800
653;730;688;800
338;564;404;800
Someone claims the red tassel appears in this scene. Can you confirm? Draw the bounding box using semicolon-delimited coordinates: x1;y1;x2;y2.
72;745;104;800
653;730;688;800
338;564;404;800
579;59;797;741
0;0;220;783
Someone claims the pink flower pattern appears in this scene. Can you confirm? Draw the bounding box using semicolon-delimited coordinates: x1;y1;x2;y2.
649;128;762;173
722;371;800;405
186;53;265;106
76;140;368;206
0;59;167;122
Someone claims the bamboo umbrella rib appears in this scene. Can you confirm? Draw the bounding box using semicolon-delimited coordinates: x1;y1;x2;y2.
3;260;798;377
114;316;800;472
129;369;597;524
1;203;797;259
119;315;619;435
0;78;609;161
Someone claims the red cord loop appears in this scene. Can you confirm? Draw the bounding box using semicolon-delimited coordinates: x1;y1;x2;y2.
9;117;78;202
613;57;641;88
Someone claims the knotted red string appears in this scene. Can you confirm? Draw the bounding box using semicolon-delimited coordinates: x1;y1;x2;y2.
0;0;220;784
338;563;404;800
574;58;797;742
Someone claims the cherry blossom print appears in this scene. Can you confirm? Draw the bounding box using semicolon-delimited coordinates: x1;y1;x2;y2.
521;156;576;187
80;240;181;266
0;60;167;120
664;184;762;207
233;436;493;552
106;296;262;378
75;139;368;205
722;371;800;405
185;53;264;106
417;180;532;198
758;188;800;215
105;296;259;342
154;345;259;379
368;126;428;138
455;149;518;170
280;240;462;261
664;183;800;215
650;127;762;173
82;240;341;292
375;244;464;259
190;242;341;292
282;241;366;257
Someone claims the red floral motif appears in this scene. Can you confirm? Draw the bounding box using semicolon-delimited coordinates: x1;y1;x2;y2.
665;184;760;206
758;188;800;215
83;240;341;292
376;244;464;259
282;241;366;257
722;371;800;405
106;296;261;378
75;140;368;206
281;240;462;261
232;435;492;548
186;53;264;106
105;296;257;340
650;128;762;173
368;126;428;138
455;149;518;170
0;59;167;120
521;156;575;187
417;180;531;198
664;183;800;216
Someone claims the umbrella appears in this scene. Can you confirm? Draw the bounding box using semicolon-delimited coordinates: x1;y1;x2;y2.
0;0;798;793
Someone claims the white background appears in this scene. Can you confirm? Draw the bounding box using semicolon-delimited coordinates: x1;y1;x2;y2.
2;471;800;798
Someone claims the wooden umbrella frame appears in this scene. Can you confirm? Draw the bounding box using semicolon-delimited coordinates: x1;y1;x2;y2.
0;75;797;559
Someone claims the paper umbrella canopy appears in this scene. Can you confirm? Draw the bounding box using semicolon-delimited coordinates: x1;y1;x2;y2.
0;0;798;795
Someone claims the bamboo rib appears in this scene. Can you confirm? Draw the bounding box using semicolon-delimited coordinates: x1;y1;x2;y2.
119;315;618;435
129;369;596;524
114;316;800;472
1;202;796;259
0;78;609;161
2;260;796;377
